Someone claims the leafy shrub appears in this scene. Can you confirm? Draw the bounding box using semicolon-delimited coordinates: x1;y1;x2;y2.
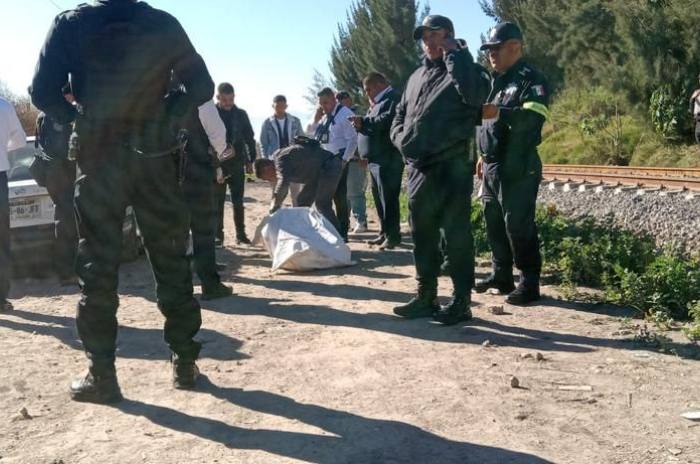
649;85;692;142
536;208;655;287
606;254;700;320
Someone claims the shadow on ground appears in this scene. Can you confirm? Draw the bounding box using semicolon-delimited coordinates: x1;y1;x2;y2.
0;309;247;361
114;376;555;464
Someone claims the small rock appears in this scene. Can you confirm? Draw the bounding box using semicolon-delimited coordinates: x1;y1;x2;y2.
510;376;520;388
489;305;505;315
515;413;529;421
11;407;33;422
535;352;545;361
482;340;492;347
668;448;682;456
520;353;534;360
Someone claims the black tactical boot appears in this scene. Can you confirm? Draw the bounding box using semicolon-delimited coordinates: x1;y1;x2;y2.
393;287;439;319
367;235;386;246
201;283;234;301
474;273;515;294
172;356;200;390
434;295;473;326
506;283;541;306
70;368;123;404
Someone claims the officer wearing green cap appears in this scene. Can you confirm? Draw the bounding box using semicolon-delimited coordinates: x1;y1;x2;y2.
476;22;550;305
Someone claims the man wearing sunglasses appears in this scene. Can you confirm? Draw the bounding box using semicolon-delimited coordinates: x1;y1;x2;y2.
476;22;550;305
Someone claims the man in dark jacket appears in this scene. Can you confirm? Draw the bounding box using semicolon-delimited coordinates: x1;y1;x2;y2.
390;15;490;325
34;85;78;286
475;22;549;305
214;83;256;246
351;72;403;250
255;139;343;231
30;0;214;403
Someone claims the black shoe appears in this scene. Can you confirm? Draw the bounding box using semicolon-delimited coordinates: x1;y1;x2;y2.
505;284;541;306
70;371;123;404
214;238;224;248
1;300;13;313
393;290;439;319
201;283;234;301
379;238;400;250
173;359;200;390
367;235;386;246
434;296;473;326
215;262;227;272
474;274;515;294
236;236;252;245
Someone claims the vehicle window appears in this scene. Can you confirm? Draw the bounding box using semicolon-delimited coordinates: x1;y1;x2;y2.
7;142;38;182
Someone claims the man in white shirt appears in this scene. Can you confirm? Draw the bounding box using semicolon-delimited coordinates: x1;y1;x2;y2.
307;87;357;241
0;97;27;312
181;97;233;301
690;74;700;145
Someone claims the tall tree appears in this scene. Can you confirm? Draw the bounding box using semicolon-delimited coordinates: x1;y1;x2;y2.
330;0;426;109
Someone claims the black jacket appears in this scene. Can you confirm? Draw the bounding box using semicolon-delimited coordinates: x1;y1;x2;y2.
30;0;214;150
216;106;257;164
390;44;490;169
477;59;549;180
357;88;402;165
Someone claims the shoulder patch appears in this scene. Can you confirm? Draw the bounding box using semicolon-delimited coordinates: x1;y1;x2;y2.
531;85;546;97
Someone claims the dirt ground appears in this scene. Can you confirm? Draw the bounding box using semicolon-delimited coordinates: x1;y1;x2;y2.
1;181;699;464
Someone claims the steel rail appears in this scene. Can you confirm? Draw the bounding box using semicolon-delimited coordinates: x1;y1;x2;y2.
542;164;700;192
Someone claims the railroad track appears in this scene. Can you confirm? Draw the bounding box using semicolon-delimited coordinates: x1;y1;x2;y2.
542;164;700;192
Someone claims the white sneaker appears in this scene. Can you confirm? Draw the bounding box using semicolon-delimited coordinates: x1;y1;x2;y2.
351;223;368;234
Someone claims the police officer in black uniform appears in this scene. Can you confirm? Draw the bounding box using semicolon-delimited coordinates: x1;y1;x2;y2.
34;85;78;286
476;22;550;305
390;15;490;325
30;0;215;403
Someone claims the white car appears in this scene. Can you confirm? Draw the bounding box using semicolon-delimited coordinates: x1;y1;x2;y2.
7;137;142;273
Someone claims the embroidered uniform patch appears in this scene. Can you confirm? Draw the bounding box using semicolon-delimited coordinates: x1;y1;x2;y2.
532;85;546;97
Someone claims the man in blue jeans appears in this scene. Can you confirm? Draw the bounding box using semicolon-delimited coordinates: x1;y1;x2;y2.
337;91;368;235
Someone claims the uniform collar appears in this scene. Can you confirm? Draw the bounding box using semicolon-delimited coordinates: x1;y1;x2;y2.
493;58;526;82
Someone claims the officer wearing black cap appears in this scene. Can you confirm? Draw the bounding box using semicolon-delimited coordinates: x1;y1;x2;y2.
689;74;700;145
476;22;550;305
30;0;214;403
391;15;490;325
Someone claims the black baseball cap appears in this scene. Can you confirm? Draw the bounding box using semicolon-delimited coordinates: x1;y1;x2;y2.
480;22;523;50
413;15;455;40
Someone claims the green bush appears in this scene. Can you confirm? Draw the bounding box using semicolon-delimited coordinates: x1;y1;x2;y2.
536;209;655;287
649;85;692;142
539;86;700;167
606;254;700;321
685;301;700;341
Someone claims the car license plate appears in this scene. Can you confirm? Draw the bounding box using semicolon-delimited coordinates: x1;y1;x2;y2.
10;198;42;221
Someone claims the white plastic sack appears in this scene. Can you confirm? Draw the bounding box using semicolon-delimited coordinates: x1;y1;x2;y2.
254;207;353;272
